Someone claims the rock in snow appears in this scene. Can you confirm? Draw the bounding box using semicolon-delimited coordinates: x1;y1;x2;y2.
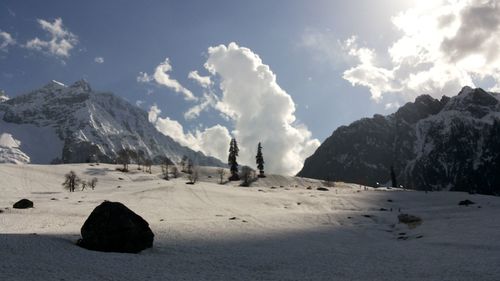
77;201;154;253
13;199;34;209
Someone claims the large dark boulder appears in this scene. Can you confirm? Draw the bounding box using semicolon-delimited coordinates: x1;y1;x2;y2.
13;199;34;209
77;201;154;253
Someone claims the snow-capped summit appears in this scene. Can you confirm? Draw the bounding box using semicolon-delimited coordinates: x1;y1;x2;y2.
0;80;223;166
298;87;500;195
0;90;9;103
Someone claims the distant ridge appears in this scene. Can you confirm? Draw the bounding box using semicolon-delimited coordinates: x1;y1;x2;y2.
298;87;500;195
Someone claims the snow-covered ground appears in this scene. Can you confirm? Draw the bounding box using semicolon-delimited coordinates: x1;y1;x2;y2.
0;164;499;281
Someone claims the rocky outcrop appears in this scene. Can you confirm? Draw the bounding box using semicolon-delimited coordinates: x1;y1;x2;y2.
298;87;500;195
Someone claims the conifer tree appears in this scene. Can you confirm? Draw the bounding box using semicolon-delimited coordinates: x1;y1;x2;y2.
256;142;265;178
228;138;240;181
390;165;397;188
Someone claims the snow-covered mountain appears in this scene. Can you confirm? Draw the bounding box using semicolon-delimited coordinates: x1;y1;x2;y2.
0;89;8;103
298;87;500;195
0;80;223;166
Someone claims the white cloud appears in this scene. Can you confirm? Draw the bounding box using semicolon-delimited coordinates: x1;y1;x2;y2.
25;18;78;58
300;28;348;67
148;105;231;161
135;100;145;107
203;42;320;175
94;57;104;64
188;70;212;88
137;72;152;83
138;58;197;101
146;43;320;174
0;30;15;52
184;92;217;120
342;0;500;101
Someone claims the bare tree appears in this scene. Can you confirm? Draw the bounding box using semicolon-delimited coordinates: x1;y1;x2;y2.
187;167;199;184
116;148;133;172
216;168;226;184
240;166;256;187
161;162;169;180
135;150;146;170
144;158;153;174
81;180;87;191
63;171;81;192
171;166;179;178
156;155;173;180
89;177;98;190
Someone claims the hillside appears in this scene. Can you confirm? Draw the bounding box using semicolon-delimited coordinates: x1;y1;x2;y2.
1;163;499;280
0;80;223;166
298;87;500;194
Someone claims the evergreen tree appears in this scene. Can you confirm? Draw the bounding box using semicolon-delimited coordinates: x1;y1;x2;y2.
228;138;240;181
256;142;265;178
390;165;397;188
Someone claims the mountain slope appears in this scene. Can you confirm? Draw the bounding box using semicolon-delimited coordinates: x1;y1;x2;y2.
298;87;500;194
0;80;223;166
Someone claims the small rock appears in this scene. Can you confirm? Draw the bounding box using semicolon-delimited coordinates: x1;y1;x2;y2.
159;219;164;222
362;214;373;218
118;177;124;180
416;235;424;239
317;187;329;191
117;186;121;188
379;208;388;211
306;186;312;190
297;202;302;205
398;232;406;235
13;199;34;209
387;199;393;202
398;214;422;225
50;198;58;201
242;220;248;223
229;217;238;220
270;186;277;189
458;199;475;206
0;209;4;213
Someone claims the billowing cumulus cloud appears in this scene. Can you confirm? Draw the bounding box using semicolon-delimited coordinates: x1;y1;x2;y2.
25;18;78;58
203;42;320;175
342;0;500;102
138;58;197;101
145;43;319;174
148;105;231;161
0;30;15;52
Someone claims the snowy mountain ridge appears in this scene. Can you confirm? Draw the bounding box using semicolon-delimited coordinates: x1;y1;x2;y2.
298;86;500;194
0;80;223;166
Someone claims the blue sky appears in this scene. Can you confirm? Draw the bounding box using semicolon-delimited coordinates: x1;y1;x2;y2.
1;0;499;174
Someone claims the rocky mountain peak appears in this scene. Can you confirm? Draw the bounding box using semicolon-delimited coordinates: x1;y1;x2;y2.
0;80;223;167
69;79;92;92
298;87;500;195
